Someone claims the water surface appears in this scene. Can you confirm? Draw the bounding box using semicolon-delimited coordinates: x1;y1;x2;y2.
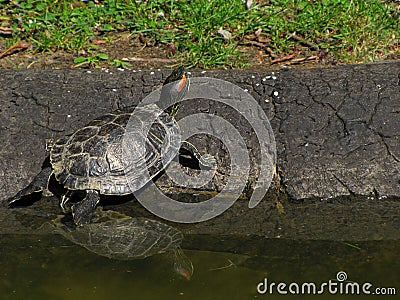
1;233;398;300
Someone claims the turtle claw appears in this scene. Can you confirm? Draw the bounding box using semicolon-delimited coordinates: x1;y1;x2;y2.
7;195;21;207
60;190;74;213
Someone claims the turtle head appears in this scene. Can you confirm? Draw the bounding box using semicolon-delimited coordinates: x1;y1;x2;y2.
163;65;186;85
159;66;189;117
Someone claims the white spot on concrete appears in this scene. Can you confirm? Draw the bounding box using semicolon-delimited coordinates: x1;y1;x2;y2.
251;75;255;79
201;70;207;74
112;89;117;92
244;89;248;92
273;91;279;97
67;114;71;118
86;70;92;74
272;76;277;80
150;71;155;75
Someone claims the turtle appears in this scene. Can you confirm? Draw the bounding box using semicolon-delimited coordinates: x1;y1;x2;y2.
51;208;193;280
8;67;216;225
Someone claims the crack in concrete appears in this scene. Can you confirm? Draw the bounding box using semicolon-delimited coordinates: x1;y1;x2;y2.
332;173;355;196
376;132;400;163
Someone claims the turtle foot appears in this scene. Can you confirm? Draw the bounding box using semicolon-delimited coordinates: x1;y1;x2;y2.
71;190;100;226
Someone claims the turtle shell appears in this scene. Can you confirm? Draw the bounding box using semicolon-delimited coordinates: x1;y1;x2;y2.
56;216;183;259
50;103;181;195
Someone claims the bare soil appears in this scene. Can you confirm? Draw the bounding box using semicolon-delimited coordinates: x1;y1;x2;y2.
2;32;398;70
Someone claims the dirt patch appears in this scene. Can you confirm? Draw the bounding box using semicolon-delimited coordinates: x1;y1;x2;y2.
2;32;398;71
0;33;176;70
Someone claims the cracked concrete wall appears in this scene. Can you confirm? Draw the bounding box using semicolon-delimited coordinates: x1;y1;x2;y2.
271;63;400;199
0;62;399;202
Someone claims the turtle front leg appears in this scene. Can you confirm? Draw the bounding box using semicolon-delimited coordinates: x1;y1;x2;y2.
180;141;216;168
8;167;53;206
71;190;100;226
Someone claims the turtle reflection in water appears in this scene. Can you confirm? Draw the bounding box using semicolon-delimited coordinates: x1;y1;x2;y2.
52;209;193;280
7;66;216;225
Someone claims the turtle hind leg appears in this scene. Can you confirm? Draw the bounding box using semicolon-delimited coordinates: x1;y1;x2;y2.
8;167;53;207
71;190;100;226
180;141;216;168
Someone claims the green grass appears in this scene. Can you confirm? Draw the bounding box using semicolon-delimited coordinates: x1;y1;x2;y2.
1;0;399;68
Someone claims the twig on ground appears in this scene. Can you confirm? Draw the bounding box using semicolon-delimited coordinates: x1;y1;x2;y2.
289;56;318;64
123;57;180;63
242;40;278;59
271;48;300;64
289;33;319;50
0;43;30;59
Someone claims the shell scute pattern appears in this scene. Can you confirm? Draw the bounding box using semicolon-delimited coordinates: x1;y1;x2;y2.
67;153;89;177
88;157;108;177
88;113;117;126
72;126;99;143
113;114;131;126
97;123;121;137
67;143;83;156
81;135;105;154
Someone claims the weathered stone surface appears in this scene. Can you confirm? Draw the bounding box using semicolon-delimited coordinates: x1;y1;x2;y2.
1;62;399;200
272;63;400;199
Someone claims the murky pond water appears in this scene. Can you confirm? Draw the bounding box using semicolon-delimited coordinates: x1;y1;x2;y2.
1;232;398;300
1;193;399;299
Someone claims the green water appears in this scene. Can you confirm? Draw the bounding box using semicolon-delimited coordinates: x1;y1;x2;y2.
1;234;398;300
